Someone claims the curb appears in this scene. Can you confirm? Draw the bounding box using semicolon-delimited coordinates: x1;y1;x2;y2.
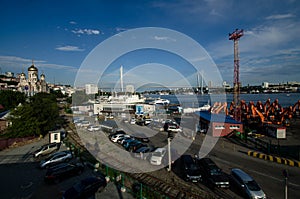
247;151;300;167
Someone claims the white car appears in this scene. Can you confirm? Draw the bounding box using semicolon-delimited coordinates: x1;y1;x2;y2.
150;148;166;166
168;125;183;133
81;121;91;127
40;151;72;169
130;118;136;124
87;125;101;132
76;120;90;127
110;134;130;143
144;118;152;125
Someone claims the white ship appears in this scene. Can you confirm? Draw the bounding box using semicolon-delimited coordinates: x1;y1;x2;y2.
149;98;170;105
183;104;211;114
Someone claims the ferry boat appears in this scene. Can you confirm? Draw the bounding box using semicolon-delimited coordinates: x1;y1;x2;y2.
149;98;170;105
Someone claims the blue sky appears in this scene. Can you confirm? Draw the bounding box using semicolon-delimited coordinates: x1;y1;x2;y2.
0;0;299;89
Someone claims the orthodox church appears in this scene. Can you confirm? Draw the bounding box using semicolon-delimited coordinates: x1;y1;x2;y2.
17;62;48;95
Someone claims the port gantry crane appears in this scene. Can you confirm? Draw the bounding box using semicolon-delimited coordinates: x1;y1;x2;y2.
229;28;244;122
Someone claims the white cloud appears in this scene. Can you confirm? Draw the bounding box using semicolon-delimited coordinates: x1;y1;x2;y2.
55;45;84;52
209;9;223;17
116;27;129;32
154;36;176;42
69;21;77;24
265;13;295;20
71;28;101;35
0;55;45;64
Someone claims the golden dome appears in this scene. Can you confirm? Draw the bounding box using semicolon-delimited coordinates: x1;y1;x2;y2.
28;64;38;71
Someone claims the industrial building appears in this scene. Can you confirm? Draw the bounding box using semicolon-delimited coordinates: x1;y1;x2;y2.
194;111;243;137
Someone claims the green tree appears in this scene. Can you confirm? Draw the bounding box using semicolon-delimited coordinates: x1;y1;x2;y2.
0;90;26;111
7;93;62;137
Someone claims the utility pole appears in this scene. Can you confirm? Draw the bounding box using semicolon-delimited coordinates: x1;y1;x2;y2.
229;29;244;121
283;169;288;199
120;65;124;92
167;137;171;172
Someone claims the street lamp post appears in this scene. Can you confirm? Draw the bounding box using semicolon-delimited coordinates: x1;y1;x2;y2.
167;137;171;172
283;169;288;199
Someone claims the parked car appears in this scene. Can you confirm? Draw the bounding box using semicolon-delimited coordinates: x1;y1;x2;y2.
144;118;152;125
163;121;182;133
76;120;90;127
110;134;131;143
121;137;136;146
117;136;132;145
62;176;107;199
123;139;141;150
108;129;126;139
180;155;202;182
33;142;60;158
126;141;146;152
150;148;166;166
197;158;229;188
133;147;155;160
135;119;145;126
132;133;150;143
44;162;84;183
230;168;266;199
87;125;100;132
40;150;73;169
130;118;136;124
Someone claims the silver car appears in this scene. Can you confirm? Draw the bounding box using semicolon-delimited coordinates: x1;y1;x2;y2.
40;150;72;169
230;168;266;199
33;143;60;158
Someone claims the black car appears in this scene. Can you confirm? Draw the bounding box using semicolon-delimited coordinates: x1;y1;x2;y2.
180;155;202;182
132;133;150;143
132;146;155;160
124;140;147;152
44;162;84;183
197;158;230;188
62;176;107;199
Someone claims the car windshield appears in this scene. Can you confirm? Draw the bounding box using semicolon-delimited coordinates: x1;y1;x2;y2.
188;164;200;171
45;154;56;161
152;152;162;157
245;180;261;191
210;167;222;175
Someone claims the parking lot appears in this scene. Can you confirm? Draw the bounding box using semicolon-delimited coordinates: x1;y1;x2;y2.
0;136;133;199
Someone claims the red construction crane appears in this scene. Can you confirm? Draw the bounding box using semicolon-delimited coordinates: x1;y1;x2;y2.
229;28;244;122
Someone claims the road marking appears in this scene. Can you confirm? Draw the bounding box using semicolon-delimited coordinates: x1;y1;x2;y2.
212;155;300;188
248;169;300;188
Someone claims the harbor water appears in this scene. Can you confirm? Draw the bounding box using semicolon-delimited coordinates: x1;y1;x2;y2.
147;93;300;108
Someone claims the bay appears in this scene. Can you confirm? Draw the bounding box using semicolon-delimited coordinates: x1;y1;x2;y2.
147;93;300;108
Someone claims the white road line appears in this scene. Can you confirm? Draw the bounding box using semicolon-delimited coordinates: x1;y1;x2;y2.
248;169;300;188
212;155;300;188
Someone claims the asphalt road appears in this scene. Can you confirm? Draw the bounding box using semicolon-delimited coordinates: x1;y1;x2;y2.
105;117;300;199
